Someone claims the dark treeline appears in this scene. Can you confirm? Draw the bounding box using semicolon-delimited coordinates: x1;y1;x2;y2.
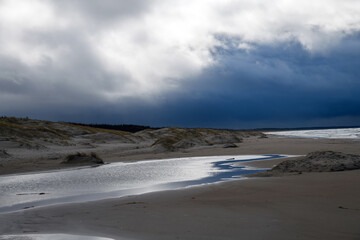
69;123;159;133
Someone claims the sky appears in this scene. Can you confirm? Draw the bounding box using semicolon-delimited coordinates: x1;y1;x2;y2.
1;0;360;129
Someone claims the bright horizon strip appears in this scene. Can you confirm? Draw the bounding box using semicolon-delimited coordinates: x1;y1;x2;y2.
268;128;360;139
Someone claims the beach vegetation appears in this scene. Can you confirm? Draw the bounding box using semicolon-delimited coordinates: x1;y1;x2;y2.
63;152;104;164
59;122;136;143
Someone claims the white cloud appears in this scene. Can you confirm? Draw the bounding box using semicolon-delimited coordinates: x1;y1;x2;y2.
0;0;71;66
0;0;359;102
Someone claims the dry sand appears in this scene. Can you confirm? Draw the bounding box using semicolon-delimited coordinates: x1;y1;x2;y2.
1;135;360;175
1;134;360;239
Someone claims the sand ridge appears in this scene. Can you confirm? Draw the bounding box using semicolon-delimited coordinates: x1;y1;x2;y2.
249;151;360;177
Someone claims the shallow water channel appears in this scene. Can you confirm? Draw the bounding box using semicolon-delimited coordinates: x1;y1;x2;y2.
0;234;114;240
0;155;286;214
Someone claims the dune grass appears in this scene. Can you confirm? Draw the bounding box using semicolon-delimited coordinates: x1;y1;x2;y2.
63;152;104;164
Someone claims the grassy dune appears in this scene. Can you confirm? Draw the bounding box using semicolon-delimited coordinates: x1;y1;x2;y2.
0;117;263;151
0;117;266;174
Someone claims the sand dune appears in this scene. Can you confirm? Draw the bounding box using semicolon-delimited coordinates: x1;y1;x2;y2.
0;117;263;175
250;151;360;177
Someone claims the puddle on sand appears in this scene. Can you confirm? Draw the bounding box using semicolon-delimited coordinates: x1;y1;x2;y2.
0;234;115;240
0;154;289;214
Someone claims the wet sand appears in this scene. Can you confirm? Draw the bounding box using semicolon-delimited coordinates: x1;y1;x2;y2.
1;136;360;239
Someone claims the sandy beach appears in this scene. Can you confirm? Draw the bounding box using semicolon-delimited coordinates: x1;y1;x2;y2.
1;161;359;240
1;120;360;239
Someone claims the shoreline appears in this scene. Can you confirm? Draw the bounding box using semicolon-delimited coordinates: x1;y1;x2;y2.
1;135;360;239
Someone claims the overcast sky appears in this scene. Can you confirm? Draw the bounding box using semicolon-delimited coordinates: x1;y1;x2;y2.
1;0;360;128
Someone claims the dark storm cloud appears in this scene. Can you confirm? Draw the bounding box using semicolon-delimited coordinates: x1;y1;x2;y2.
2;33;360;128
151;34;360;128
81;34;358;128
1;0;360;128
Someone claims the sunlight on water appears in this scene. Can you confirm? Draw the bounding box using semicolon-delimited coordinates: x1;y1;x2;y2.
0;234;115;240
0;155;287;213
